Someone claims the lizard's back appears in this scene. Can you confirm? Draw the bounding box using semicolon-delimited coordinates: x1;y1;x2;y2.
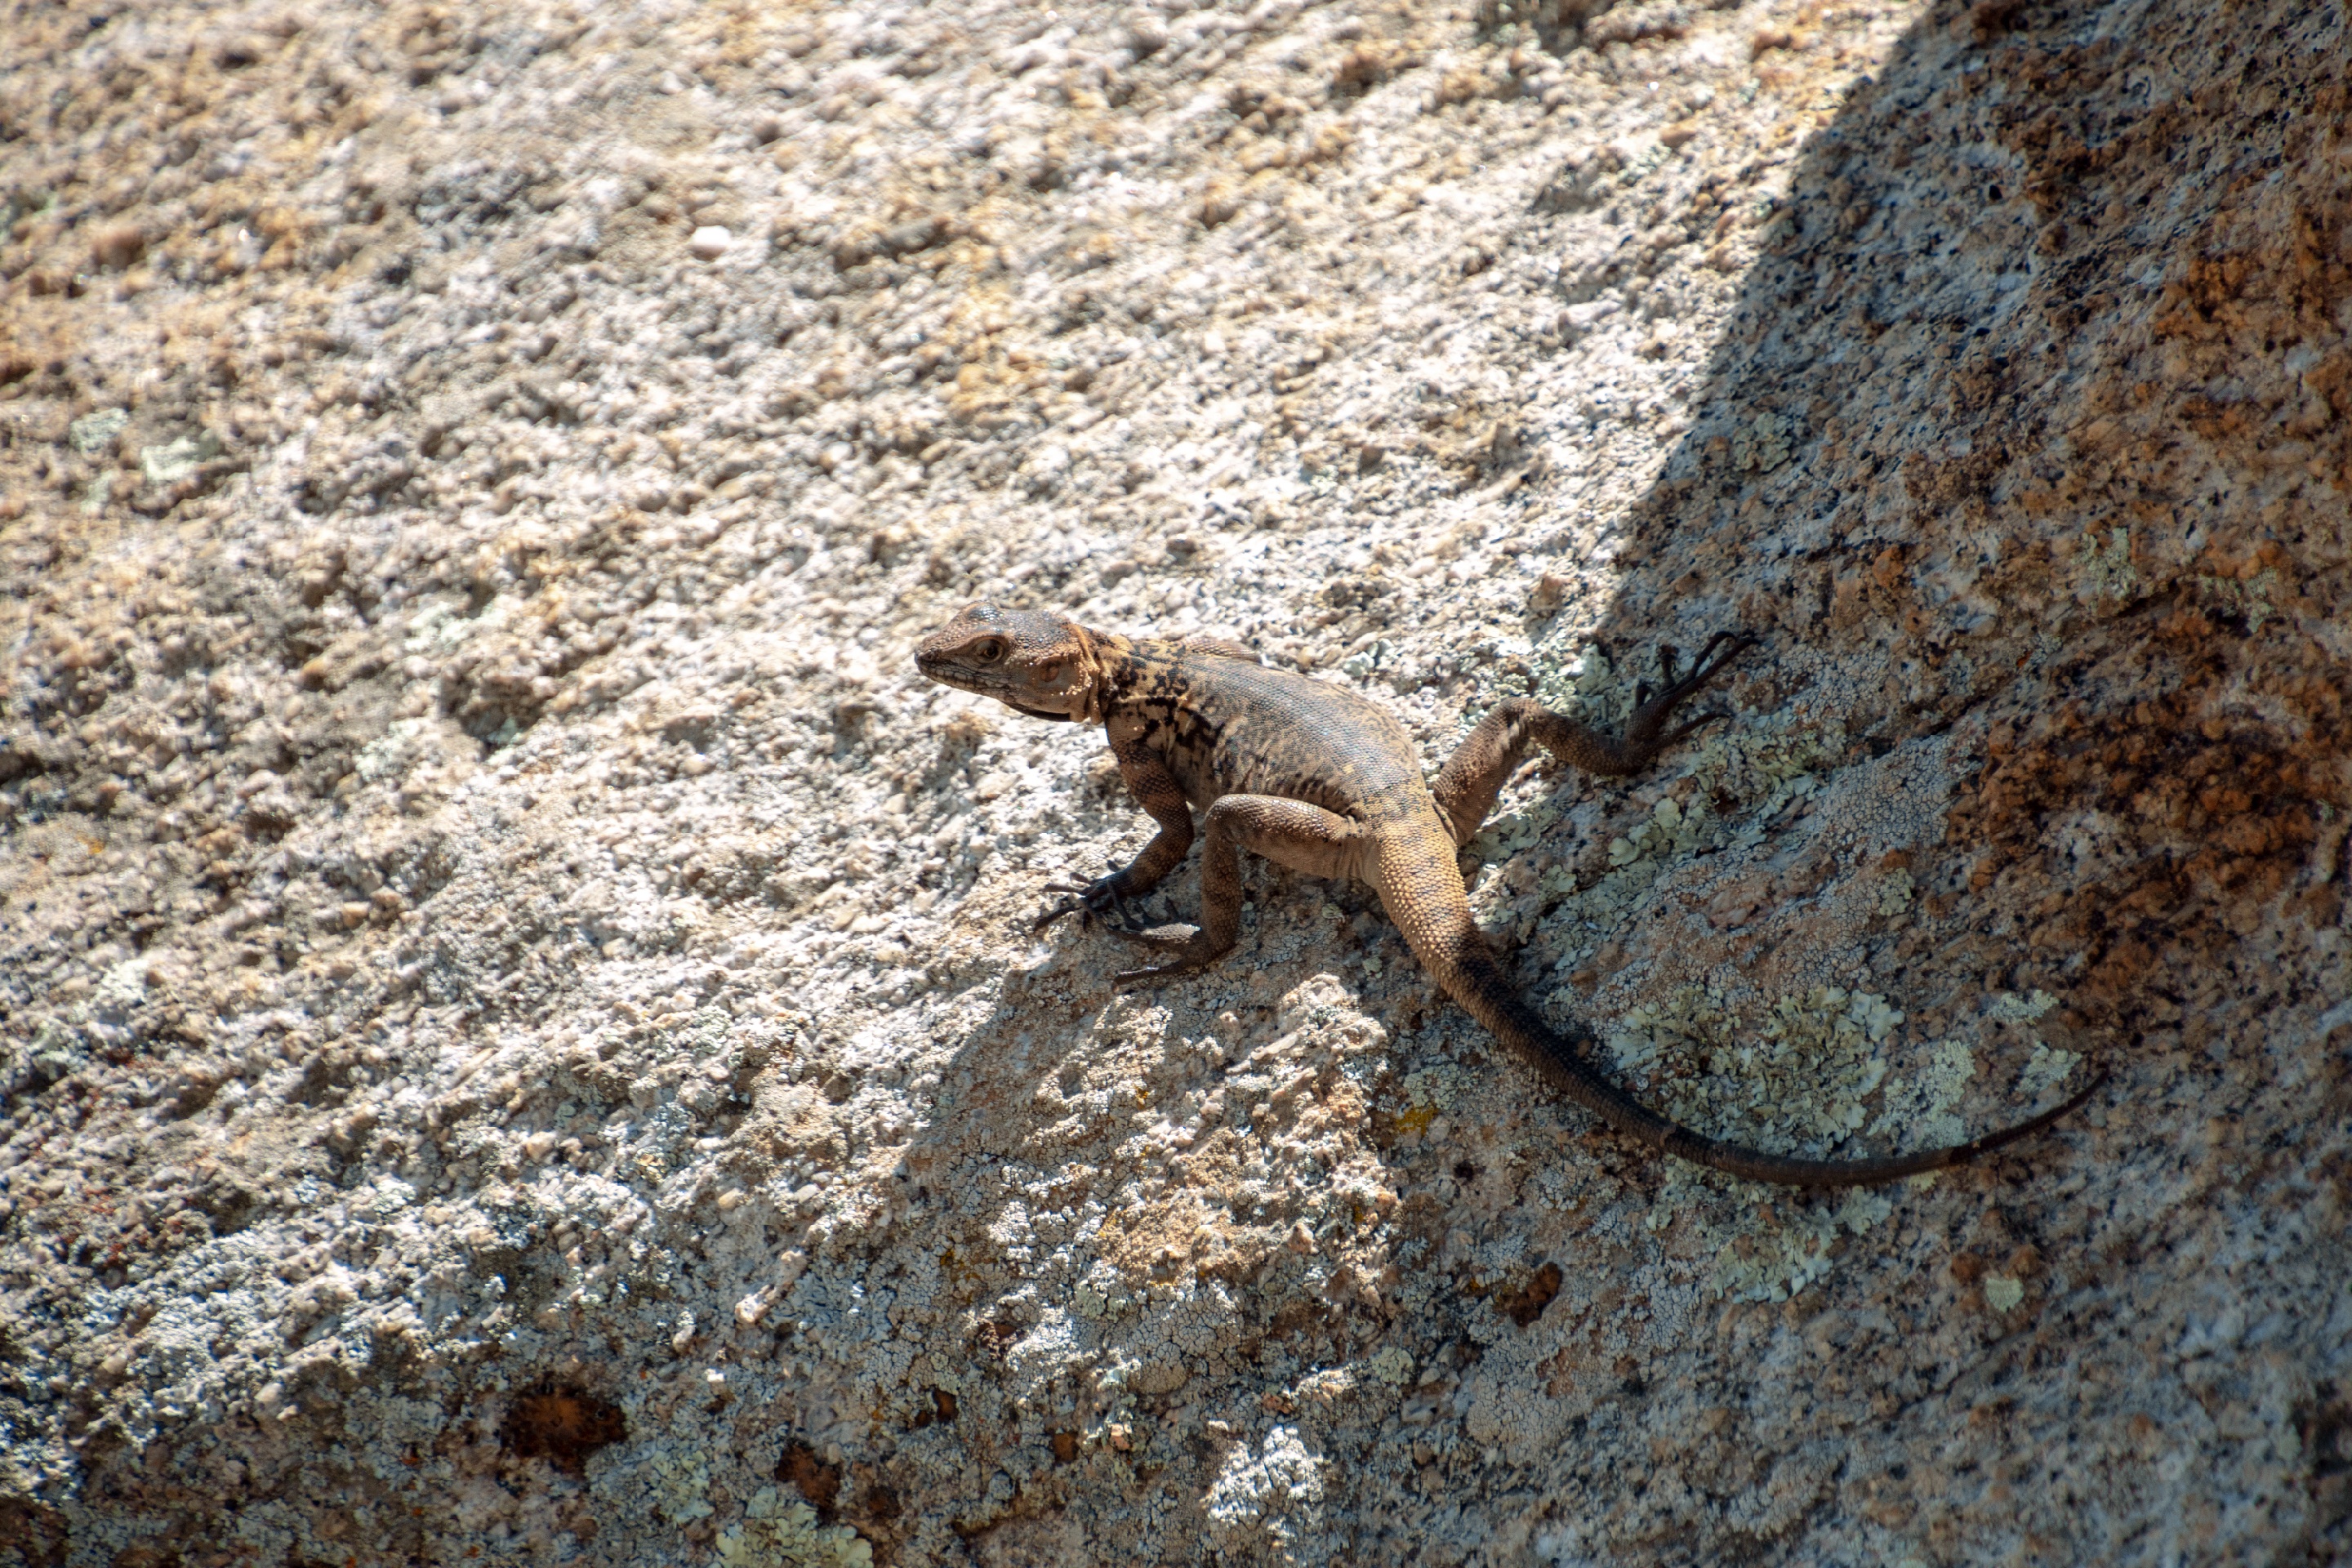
1118;641;1428;818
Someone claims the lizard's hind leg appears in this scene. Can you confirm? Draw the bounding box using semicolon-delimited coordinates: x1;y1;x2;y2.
1429;632;1757;845
1111;795;1368;987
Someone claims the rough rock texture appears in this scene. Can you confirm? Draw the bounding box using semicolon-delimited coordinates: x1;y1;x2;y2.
2;0;2348;1563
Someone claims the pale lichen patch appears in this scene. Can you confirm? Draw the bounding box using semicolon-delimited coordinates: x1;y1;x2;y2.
2076;525;2145;606
715;1486;875;1567
1985;989;2060;1025
1202;1424;1327;1551
1704;1188;1895;1303
1365;1345;1415;1387
2018;1042;2082;1102
1871;1038;1977;1151
2195;566;2283;633
1608;985;1895;1154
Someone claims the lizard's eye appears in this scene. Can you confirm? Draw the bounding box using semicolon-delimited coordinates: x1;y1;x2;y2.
974;638;1007;663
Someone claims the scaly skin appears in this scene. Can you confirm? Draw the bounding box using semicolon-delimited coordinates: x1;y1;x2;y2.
915;604;2103;1189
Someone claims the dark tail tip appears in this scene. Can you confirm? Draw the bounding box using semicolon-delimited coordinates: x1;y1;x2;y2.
1945;1067;2111;1168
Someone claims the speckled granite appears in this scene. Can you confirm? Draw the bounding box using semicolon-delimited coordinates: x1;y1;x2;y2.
2;0;2345;1562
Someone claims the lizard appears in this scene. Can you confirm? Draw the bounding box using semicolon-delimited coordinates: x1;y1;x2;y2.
913;603;2103;1188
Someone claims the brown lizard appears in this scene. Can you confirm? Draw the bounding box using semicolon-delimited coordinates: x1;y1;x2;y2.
914;603;2101;1188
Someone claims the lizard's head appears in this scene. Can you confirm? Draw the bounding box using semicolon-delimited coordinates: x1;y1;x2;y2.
914;604;1105;722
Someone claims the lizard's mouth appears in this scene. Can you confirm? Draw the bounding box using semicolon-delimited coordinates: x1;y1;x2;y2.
914;653;994;696
915;656;1083;720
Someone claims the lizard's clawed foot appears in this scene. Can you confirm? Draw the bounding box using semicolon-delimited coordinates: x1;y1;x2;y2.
1628;630;1758;745
1032;863;1223;987
1033;859;1146;933
1107;920;1232;987
1035;861;1178;935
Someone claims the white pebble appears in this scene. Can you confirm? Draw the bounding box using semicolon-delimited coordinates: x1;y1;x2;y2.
688;225;733;260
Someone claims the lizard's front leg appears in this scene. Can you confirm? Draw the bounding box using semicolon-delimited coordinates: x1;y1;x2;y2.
1035;734;1194;931
1110;795;1368;987
1428;630;1757;845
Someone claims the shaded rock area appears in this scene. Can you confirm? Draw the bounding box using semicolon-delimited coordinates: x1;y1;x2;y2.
2;0;2347;1563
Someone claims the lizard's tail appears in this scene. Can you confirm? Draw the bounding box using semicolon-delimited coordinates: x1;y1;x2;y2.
1374;843;2104;1189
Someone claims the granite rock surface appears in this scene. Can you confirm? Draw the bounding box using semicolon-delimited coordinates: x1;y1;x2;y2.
2;0;2348;1563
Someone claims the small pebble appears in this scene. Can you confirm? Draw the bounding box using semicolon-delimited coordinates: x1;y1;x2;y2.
90;223;146;270
688;225;733;260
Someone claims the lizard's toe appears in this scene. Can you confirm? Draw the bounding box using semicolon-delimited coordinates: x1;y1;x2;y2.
1108;928;1235;987
1680;629;1759;691
1031;896;1091;933
1661;709;1732;745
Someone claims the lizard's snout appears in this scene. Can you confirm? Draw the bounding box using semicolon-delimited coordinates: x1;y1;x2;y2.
912;644;987;695
911;631;958;675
